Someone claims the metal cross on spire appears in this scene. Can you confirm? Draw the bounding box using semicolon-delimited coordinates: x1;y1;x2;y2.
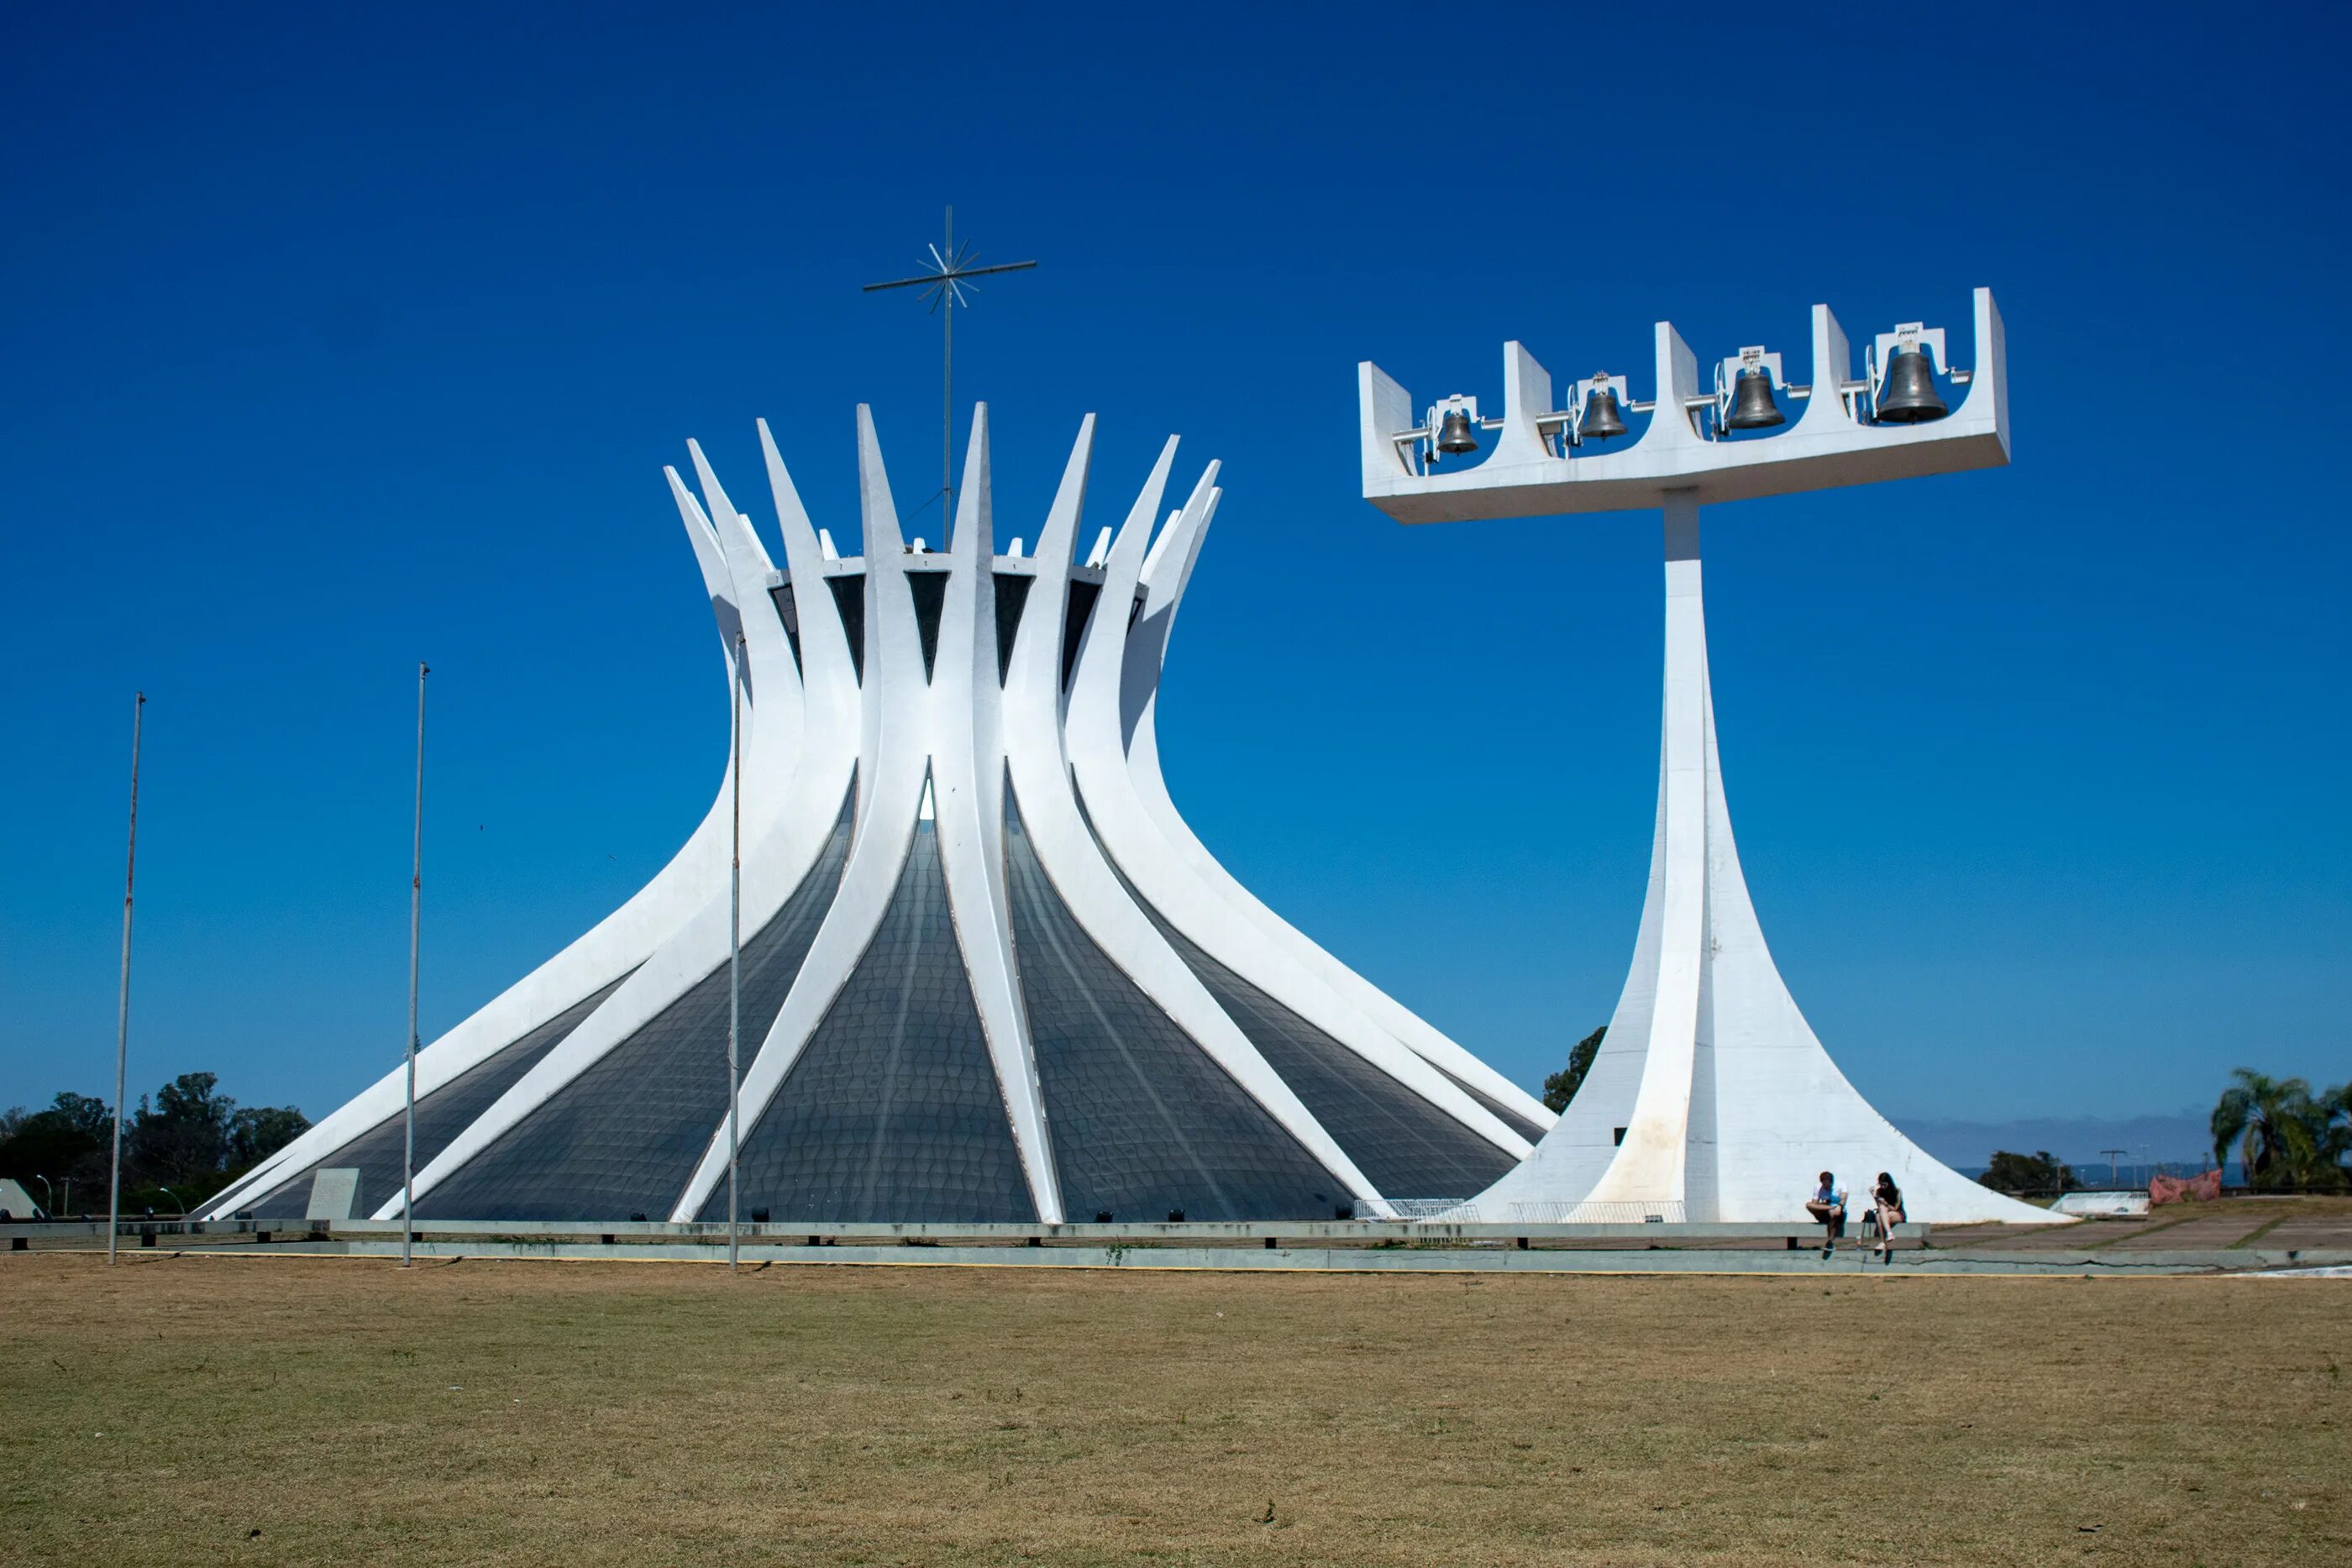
864;206;1037;524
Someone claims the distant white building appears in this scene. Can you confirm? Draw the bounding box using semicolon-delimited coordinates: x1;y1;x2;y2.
205;409;1551;1225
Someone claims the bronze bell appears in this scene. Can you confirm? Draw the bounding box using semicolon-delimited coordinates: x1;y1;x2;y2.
1435;408;1480;454
1725;367;1784;430
1579;385;1629;443
1874;343;1948;423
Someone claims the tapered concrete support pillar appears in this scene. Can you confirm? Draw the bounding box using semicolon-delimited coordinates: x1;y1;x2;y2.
1468;501;2059;1226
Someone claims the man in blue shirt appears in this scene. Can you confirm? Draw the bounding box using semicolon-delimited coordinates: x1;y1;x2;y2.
1805;1172;1848;1258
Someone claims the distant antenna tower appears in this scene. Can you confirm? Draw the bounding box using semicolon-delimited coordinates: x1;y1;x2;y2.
864;207;1037;522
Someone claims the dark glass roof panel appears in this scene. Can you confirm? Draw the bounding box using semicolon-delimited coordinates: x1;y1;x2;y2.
1060;577;1101;692
826;574;865;682
1436;1067;1548;1144
907;569;949;683
1005;793;1346;1220
244;977;629;1220
701;819;1033;1223
1136;910;1515;1201
768;582;803;674
416;787;856;1221
992;572;1032;684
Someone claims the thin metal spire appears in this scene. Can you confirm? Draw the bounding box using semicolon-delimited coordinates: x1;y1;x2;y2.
727;630;744;1272
402;662;428;1268
108;692;144;1266
863;206;1036;524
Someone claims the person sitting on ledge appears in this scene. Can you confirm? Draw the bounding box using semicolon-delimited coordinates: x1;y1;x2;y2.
1871;1172;1906;1262
1805;1172;1847;1258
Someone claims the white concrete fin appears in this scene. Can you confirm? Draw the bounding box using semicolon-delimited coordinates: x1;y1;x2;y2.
670;412;937;1221
1114;485;1557;1127
1470;503;2063;1227
1357;360;1414;487
1796;303;1859;433
929;402;1063;1220
758;417;857;700
1494;341;1556;465
1045;439;1391;1212
1084;527;1112;569
818;528;839;560
1081;469;1530;1162
1138;507;1184;586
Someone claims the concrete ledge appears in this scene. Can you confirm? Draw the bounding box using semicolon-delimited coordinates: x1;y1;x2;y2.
2;1217;1934;1245
25;1237;2349;1276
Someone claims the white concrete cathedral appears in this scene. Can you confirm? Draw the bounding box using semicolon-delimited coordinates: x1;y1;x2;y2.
205;409;1553;1226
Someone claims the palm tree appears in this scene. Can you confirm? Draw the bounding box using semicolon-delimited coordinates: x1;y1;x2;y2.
2210;1069;2322;1188
2320;1083;2352;1186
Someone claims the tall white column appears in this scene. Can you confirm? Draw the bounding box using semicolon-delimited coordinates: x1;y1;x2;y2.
1583;493;1708;1215
1467;495;2060;1226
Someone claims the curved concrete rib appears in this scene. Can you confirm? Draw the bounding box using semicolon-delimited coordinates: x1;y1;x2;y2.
202;487;752;1219
924;406;1062;1219
1068;464;1530;1161
1116;500;1557;1133
670;406;933;1220
381;433;856;1220
1005;434;1389;1214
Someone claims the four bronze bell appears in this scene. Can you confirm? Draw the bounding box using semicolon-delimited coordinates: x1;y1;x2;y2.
1434;338;1945;460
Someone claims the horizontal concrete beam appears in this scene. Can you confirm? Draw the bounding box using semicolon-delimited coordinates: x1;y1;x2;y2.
3;1217;1933;1244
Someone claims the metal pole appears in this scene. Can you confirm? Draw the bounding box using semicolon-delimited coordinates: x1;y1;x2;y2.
727;632;744;1271
108;691;144;1266
942;204;954;523
404;662;428;1269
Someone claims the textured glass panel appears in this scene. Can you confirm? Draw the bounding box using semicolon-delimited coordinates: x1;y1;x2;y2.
826;574;865;682
700;821;1033;1223
992;573;1032;683
1060;577;1100;692
1131;908;1515;1199
417;788;856;1221
907;569;948;683
768;582;803;674
1436;1067;1548;1144
244;978;630;1220
1005;795;1345;1220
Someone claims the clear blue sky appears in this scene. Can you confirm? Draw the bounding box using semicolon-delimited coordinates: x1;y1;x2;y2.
3;7;2346;1133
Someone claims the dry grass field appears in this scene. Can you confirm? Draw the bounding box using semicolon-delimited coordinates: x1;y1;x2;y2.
3;1253;2344;1567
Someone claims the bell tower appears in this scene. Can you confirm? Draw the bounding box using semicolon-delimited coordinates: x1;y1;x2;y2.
1359;288;2059;1225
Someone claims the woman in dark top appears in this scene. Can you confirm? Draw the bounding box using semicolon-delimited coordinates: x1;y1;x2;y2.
1872;1172;1906;1261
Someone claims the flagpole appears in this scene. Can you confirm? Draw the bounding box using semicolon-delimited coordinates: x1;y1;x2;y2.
403;663;428;1269
727;632;744;1271
108;692;144;1267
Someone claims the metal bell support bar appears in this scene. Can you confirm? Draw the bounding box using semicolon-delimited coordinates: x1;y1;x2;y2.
1357;289;2008;522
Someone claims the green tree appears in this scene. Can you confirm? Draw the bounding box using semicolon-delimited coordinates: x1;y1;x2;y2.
2209;1068;2340;1188
1543;1027;1606;1114
0;1092;115;1189
227;1104;310;1169
129;1072;234;1190
1980;1150;2075;1195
